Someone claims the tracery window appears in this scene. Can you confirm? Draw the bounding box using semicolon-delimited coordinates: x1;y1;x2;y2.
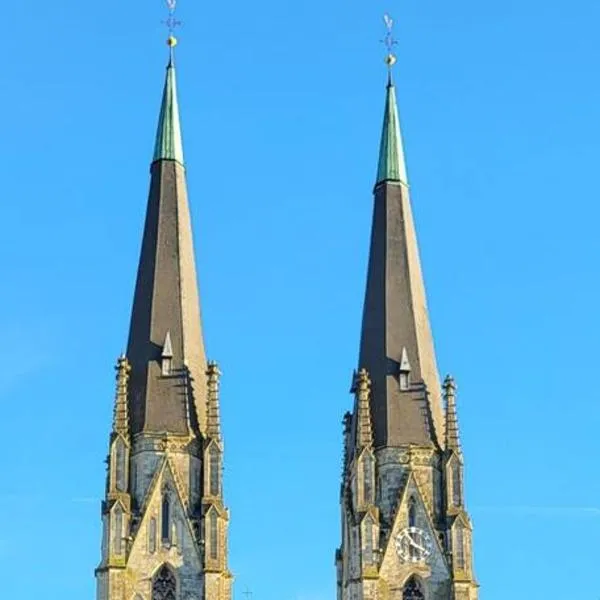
152;564;176;600
402;577;424;600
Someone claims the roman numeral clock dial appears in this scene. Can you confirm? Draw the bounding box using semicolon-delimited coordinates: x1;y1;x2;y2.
396;527;433;564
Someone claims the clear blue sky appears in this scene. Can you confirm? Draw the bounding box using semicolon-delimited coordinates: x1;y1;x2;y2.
2;0;600;598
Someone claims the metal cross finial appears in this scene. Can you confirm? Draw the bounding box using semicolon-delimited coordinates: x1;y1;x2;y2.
163;0;182;47
381;13;398;70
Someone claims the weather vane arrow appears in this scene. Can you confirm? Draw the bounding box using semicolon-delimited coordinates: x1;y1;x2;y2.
163;0;182;48
381;13;398;70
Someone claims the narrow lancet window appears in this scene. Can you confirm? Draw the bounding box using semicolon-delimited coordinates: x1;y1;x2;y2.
209;446;220;497
408;496;417;527
161;495;171;542
362;454;373;503
115;438;127;492
451;461;462;507
364;517;373;563
455;523;465;570
149;517;157;553
209;511;218;560
113;507;123;555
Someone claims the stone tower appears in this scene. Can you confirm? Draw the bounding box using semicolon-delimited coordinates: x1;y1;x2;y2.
95;41;232;600
335;56;479;600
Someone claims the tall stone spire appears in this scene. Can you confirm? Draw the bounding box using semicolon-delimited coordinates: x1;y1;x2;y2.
337;18;478;600
126;38;207;436
96;31;232;600
358;61;443;448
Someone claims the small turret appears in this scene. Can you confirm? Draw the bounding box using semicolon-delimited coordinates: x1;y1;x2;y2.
443;375;461;453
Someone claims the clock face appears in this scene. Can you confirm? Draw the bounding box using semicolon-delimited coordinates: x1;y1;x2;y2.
395;527;433;563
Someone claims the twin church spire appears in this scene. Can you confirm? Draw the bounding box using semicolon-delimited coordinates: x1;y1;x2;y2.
96;11;477;600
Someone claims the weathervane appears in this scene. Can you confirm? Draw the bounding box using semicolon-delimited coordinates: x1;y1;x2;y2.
381;13;398;70
163;0;182;49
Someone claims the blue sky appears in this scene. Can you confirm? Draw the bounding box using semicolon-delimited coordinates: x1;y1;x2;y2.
2;0;600;598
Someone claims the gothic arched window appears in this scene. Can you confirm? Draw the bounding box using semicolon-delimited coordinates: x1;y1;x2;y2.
152;564;176;600
403;576;424;600
161;495;171;542
408;496;417;528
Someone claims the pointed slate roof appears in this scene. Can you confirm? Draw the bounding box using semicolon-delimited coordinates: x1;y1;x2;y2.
126;49;207;436
358;72;444;448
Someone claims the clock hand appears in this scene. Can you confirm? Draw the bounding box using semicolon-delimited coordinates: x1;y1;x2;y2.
408;536;428;554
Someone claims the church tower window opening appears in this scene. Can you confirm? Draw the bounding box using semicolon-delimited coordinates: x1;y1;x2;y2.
152;564;176;600
408;496;417;527
161;494;171;543
403;577;424;600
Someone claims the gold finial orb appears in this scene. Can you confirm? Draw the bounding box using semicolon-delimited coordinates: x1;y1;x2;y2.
385;53;397;67
167;35;178;48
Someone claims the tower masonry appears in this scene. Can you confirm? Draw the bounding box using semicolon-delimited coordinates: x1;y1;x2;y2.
335;23;479;600
95;38;233;600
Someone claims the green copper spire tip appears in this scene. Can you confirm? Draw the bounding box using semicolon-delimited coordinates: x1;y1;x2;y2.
376;78;408;186
153;54;184;166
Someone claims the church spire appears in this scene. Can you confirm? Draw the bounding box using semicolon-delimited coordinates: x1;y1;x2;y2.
358;19;444;448
126;38;207;436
